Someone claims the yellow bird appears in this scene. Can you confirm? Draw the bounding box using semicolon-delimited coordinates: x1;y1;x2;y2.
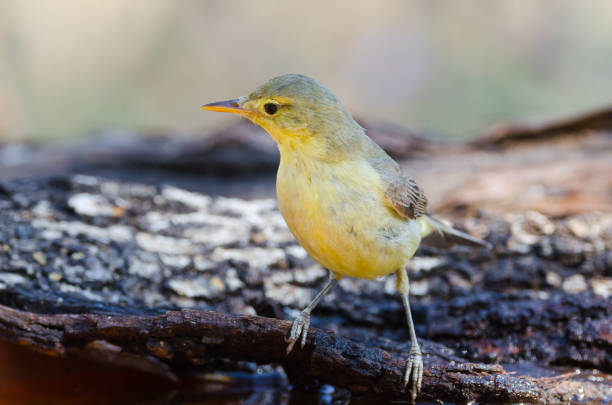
202;74;490;401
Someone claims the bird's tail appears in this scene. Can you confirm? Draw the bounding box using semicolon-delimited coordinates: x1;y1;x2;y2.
418;214;492;249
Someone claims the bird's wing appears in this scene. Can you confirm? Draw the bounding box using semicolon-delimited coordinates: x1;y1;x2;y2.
383;172;491;249
384;174;428;220
362;135;427;219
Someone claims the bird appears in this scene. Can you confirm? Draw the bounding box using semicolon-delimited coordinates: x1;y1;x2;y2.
201;74;491;402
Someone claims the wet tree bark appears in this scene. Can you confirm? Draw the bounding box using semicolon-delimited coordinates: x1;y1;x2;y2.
0;304;598;403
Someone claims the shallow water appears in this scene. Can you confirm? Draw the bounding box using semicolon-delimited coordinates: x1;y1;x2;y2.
0;341;394;405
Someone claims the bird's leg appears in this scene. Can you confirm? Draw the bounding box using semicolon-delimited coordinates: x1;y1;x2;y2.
396;268;423;403
286;271;341;355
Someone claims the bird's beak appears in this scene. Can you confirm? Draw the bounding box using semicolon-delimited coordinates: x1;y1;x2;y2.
201;98;252;117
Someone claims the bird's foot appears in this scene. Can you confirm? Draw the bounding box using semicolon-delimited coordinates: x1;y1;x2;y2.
285;310;310;355
403;345;423;404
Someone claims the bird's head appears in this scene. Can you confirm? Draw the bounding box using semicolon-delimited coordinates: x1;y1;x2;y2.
202;74;361;154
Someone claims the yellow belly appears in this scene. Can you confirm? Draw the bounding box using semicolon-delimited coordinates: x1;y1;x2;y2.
276;155;420;279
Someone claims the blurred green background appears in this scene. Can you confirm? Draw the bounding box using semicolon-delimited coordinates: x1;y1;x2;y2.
1;0;611;141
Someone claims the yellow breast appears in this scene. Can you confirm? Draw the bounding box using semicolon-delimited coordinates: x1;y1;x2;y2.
276;151;420;279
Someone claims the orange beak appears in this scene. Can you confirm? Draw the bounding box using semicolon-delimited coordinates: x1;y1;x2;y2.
200;98;252;117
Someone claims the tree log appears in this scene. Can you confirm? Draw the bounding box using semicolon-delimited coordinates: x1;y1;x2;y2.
1;303;603;404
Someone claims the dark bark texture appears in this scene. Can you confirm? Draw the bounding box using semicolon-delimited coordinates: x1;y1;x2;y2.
0;304;606;404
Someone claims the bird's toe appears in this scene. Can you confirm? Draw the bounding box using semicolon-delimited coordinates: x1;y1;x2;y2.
403;347;423;403
285;311;310;355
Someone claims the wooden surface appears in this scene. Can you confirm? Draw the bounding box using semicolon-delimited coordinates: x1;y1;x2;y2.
0;306;595;404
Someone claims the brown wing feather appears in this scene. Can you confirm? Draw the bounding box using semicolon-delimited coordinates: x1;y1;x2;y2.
385;175;428;219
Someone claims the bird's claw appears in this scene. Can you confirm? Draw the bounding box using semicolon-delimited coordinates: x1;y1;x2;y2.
285;311;310;355
403;346;423;404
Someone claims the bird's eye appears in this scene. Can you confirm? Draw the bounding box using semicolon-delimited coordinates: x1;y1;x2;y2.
264;103;279;115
